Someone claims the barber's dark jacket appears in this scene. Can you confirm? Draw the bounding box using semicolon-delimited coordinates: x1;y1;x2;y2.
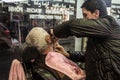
53;15;120;80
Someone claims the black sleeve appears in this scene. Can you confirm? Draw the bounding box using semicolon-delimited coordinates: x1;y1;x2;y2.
53;18;112;38
67;50;85;62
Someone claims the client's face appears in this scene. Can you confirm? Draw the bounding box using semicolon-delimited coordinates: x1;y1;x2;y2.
44;33;63;55
43;34;57;54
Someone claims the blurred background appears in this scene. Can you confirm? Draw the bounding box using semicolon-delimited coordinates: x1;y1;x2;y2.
0;0;119;52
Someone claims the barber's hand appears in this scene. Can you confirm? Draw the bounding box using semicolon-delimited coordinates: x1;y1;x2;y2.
50;29;58;44
54;43;69;57
51;36;58;44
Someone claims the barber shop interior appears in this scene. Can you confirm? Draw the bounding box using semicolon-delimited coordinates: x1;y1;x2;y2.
0;0;120;80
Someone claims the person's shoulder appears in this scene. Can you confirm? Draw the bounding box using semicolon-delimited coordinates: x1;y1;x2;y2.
104;15;116;21
106;15;114;18
101;15;118;24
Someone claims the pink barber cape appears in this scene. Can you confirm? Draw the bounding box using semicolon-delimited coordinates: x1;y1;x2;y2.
45;52;86;80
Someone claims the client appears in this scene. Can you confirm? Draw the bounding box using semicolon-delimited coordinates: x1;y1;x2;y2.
23;27;85;80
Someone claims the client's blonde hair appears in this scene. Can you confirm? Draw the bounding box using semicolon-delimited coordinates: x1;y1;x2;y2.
25;27;49;52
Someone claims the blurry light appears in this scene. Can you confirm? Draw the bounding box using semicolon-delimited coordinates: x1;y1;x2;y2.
2;0;26;2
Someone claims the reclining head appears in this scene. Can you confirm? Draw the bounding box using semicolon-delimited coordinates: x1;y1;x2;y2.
25;27;53;54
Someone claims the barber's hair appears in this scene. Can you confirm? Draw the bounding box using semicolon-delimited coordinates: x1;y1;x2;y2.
26;27;49;52
81;0;108;17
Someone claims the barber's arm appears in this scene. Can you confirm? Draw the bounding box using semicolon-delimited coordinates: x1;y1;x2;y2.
49;18;111;38
67;50;85;62
54;43;70;57
54;43;85;62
